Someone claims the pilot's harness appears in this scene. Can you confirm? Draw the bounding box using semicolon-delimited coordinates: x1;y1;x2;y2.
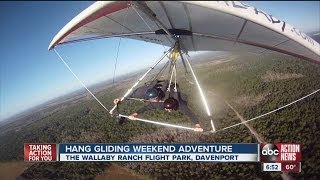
114;43;180;116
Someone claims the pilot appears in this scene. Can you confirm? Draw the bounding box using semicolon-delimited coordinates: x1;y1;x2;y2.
114;80;203;132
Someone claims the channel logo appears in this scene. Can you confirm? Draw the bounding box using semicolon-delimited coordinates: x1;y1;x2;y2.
261;144;279;162
260;143;301;163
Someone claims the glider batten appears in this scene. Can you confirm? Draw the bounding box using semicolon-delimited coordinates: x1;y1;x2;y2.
186;2;243;39
182;3;196;51
104;14;134;33
235;20;248;43
193;32;319;64
158;1;174;29
239;21;290;47
158;1;189;30
183;1;319;59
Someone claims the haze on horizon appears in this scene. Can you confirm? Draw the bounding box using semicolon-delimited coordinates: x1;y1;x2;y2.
1;1;319;121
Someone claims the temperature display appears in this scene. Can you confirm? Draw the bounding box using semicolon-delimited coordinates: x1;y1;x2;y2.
281;162;301;173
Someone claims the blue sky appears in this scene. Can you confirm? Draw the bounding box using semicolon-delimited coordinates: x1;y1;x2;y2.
0;1;319;121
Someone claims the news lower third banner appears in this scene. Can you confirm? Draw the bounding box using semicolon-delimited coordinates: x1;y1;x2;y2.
24;143;259;162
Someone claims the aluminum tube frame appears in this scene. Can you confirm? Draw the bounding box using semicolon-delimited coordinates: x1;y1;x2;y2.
109;47;173;114
118;114;195;131
167;63;175;92
182;52;216;132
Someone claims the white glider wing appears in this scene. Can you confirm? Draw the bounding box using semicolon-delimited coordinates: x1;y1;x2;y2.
48;1;320;63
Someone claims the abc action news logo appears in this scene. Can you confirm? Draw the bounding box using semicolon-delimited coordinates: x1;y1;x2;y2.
260;144;301;163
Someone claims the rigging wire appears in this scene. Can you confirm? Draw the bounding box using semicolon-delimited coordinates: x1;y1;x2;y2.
112;39;122;85
53;49;109;112
149;59;170;82
53;49;320;134
213;88;320;133
112;6;130;86
119;88;319;133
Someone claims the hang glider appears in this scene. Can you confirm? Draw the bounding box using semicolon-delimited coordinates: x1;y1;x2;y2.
48;1;320;63
48;1;320;133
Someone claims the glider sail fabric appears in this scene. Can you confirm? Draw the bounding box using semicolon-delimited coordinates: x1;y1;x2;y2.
48;1;320;63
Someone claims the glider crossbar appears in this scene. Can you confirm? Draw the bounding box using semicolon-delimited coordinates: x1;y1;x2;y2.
124;89;319;134
126;97;164;103
109;47;173;114
118;114;195;131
